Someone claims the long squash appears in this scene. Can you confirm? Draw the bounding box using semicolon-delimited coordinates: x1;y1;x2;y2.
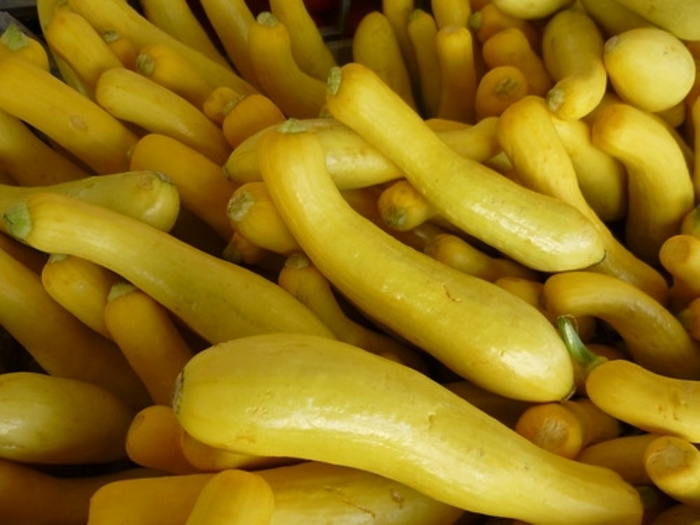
324;62;604;273
173;332;643;524
0;170;181;233
2;193;334;345
0;56;138;174
257;119;575;402
66;0;257;96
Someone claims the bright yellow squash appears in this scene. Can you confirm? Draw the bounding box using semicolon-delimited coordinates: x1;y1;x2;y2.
324;63;604;273
174;332;643;525
257;119;576;402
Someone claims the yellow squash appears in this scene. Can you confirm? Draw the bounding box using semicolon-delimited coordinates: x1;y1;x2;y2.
611;0;700;40
3;193;334;345
67;0;257;96
257;119;577;401
174;333;643;524
0;57;138;174
0;170;180;233
603;27;696;113
324;63;604;273
541;7;608;120
0;372;133;464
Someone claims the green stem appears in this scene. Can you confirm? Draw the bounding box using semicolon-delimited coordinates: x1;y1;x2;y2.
277;118;305;134
1;23;29;52
556;315;608;376
135;52;155;77
327;66;342;96
3;202;32;240
107;281;137;302
256;11;278;26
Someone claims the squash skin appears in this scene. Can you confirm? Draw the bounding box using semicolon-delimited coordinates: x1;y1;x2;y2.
174;332;643;525
257;120;577;402
324;63;605;273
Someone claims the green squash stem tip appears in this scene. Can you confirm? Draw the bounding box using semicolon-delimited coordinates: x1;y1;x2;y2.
3;202;32;240
277;118;306;134
556;315;608;375
327;66;342;96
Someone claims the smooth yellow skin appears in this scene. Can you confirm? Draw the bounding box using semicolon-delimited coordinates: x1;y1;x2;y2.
88;461;464;525
248;12;326;119
644;435;700;507
268;0;337;81
174;333;642;524
139;0;228;66
576;433;660;485
44;10;124;93
377;178;438;231
383;0;421;96
424;232;539;282
659;234;700;310
612;0;700;40
480;27;553;99
542;8;608;120
135;43;215;109
549;113;628;223
95;68;231;165
226;181;300;255
126;405;199;475
543;271;700;380
258;121;575;401
184;469;275;525
591;102;695;266
226;116;501;190
497;95;669;304
0;57;138;174
0;170;180;233
198;0;261;90
493;0;574;19
576;0;653;35
0;22;50;71
353;10;417;110
129;133;237;239
604;27;696;113
435;25;477;123
258;461;466;525
36;0;92;97
0;108;89;186
325;63;605;273
277;251;428;372
586;359;700;442
225;118;404;188
105;283;196;407
41;254;120;338
67;0;257;96
102;30;138;69
222;93;286;149
431;0;471;28
87;473;213;525
3;193;334;345
0;246;151;412
0;372;133;464
407;8;442;118
514;398;622;459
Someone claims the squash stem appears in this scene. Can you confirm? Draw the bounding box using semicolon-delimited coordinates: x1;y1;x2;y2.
1;23;29;52
277;118;306;134
556;315;608;376
327;66;342;96
3;201;32;240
